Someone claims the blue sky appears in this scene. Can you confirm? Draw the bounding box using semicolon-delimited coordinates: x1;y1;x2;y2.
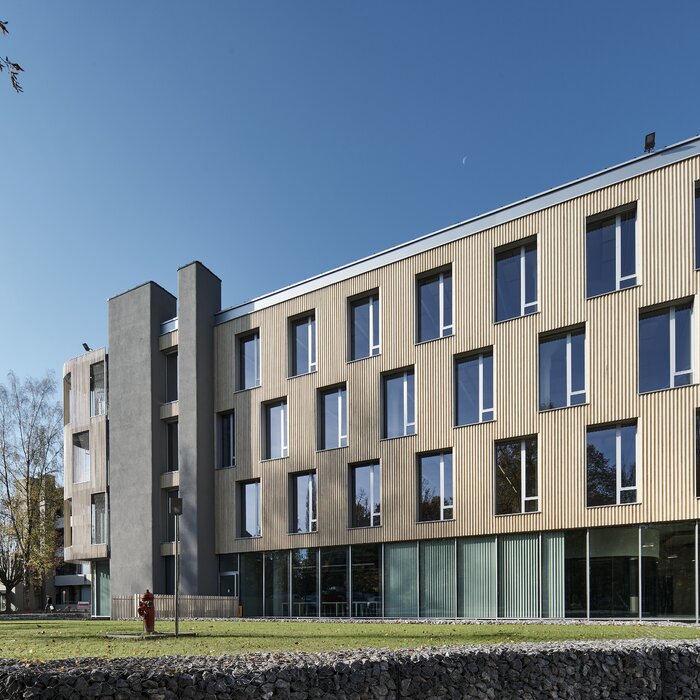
1;1;699;380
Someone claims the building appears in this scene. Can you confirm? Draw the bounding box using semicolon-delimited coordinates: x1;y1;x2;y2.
64;135;700;620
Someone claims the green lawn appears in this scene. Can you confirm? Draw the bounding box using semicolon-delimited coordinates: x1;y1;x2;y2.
1;619;700;661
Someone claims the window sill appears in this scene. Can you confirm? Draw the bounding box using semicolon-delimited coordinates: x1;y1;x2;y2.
493;310;540;326
454;419;495;428
494;510;541;517
316;445;349;454
347;524;382;531
260;456;289;463
288;370;318;380
234;385;261;394
215;464;236;470
586;501;640;510
586;283;640;301
235;535;263;541
415;333;454;347
417;518;455;524
539;401;589;414
380;433;417;442
287;530;318;536
347;352;381;365
639;383;696;396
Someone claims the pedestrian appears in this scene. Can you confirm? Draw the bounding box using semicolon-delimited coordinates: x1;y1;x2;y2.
45;596;54;613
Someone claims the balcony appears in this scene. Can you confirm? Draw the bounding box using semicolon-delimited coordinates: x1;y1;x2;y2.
54;574;88;587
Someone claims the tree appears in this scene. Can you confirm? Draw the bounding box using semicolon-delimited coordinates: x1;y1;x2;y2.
0;515;23;612
0;373;62;610
0;19;24;93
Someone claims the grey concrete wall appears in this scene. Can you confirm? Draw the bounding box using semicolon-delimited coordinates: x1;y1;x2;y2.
177;262;221;594
108;282;176;598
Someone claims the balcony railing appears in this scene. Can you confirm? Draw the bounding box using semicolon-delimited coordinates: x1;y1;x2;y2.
160;317;179;335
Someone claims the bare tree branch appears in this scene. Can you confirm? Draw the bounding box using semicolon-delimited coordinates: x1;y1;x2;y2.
0;20;24;93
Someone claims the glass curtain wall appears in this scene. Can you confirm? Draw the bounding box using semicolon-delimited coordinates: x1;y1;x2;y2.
419;539;455;617
351;544;381;617
291;548;318;617
384;542;417;617
541;532;565;618
320;548;348;617
589;526;639;618
264;551;289;617
239;552;263;617
457;537;497;618
498;534;539;618
564;530;587;618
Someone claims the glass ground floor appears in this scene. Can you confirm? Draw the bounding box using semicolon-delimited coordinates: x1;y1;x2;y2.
224;521;699;620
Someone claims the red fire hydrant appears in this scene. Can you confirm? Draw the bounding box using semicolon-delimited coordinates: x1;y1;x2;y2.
137;589;155;634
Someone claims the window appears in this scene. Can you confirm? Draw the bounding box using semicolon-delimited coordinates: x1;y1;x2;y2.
539;328;586;410
350;462;380;527
417;268;452;342
319;386;347;450
218;411;235;468
166;421;178;472
495;240;537;322
695;186;700;269
696;410;700;498
586;423;637;507
349;292;380;360
238;331;261;390
382;369;415;438
91;493;107;544
63;373;71;425
72;432;90;484
495;437;538;515
264;400;288;459
290;314;317;376
455;350;494;425
586;208;636;298
164;352;178;402
639;302;692;393
291;472;317;533
90;361;106;416
240;480;261;537
165;490;179;542
418;451;453;521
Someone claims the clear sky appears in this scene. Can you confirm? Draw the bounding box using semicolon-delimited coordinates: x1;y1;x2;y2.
1;1;699;380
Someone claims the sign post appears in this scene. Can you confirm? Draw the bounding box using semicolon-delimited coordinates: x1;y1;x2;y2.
170;495;183;638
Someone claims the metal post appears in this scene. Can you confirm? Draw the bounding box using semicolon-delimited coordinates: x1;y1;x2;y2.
175;513;180;637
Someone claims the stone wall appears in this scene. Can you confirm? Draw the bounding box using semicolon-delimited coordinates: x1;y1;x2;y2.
2;638;700;699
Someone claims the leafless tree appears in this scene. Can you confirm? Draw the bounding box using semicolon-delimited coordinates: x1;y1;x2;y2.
0;515;23;612
0;19;24;93
0;373;62;609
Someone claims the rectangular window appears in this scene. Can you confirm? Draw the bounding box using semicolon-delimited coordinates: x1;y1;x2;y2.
495;240;537;322
291;472;317;533
72;431;90;484
165;490;179;542
495;437;538;515
417;268;452;342
455;350;494;425
91;492;107;544
382;369;415;438
218;411;235;468
165;352;178;402
238;331;261;390
697;410;700;498
264;400;288;459
319;386;347;450
586;423;637;506
639;302;693;393
539;328;586;410
418;451;453;521
290;314;317;376
90;361;106;416
349;292;380;360
695;187;700;270
586;208;636;298
240;480;261;537
350;462;381;528
166;421;179;472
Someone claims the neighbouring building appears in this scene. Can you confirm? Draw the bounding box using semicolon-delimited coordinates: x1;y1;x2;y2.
64;135;700;620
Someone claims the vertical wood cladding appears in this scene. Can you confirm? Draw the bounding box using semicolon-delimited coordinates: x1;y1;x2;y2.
214;155;700;554
62;348;109;562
